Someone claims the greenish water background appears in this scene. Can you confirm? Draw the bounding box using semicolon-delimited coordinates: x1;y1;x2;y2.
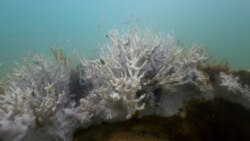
0;0;250;74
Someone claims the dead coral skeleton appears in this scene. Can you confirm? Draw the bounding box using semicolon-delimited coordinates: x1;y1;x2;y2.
1;29;242;141
219;72;250;100
75;29;209;120
0;49;72;141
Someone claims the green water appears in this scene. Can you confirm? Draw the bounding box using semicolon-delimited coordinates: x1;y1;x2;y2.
0;0;250;74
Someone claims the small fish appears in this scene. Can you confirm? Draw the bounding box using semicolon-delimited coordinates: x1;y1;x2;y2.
65;38;71;43
100;58;105;65
124;40;130;46
31;90;36;97
124;21;130;25
36;27;43;32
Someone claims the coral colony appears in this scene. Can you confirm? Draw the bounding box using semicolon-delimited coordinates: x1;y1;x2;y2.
0;30;249;141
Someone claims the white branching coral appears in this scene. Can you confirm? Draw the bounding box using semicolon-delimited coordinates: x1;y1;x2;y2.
75;29;209;121
2;29;247;141
74;30;156;120
219;72;242;92
219;72;250;100
0;49;73;141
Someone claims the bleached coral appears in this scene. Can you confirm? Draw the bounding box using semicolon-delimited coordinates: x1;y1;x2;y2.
0;49;74;141
219;72;250;100
219;72;242;92
75;29;209;122
2;29;246;141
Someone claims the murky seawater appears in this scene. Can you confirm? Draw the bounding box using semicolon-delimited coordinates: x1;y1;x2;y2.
0;0;250;74
1;1;250;141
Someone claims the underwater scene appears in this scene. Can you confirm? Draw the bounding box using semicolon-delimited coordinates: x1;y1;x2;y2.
0;0;250;141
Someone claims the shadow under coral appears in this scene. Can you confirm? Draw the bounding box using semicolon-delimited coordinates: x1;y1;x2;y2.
73;98;250;141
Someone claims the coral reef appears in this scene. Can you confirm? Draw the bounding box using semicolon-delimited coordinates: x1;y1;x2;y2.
0;29;249;141
74;30;209;122
0;49;75;141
